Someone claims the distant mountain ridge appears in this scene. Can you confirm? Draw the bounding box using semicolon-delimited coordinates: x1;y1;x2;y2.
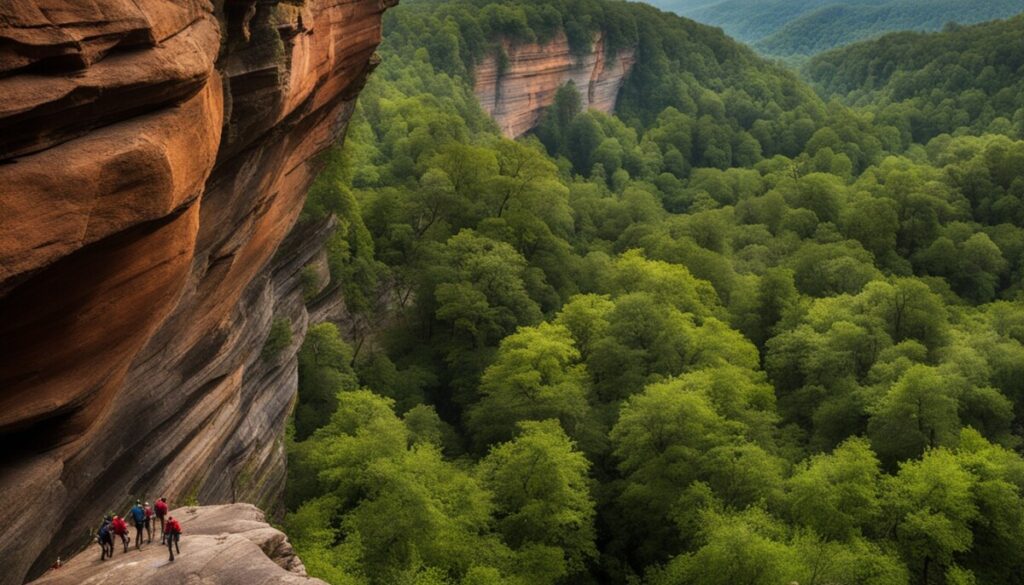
645;0;1024;57
805;13;1024;143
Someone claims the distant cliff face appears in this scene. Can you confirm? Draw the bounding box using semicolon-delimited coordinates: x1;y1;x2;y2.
0;1;392;583
473;32;636;138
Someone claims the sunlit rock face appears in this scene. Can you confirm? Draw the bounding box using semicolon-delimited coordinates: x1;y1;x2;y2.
28;504;323;585
473;31;636;138
0;1;394;583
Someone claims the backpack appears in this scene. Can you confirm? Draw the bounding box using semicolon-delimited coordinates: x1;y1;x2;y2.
155;500;168;515
98;523;110;541
167;519;182;535
131;506;145;523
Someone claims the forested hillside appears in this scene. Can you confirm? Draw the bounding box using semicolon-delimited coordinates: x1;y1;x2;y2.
757;0;1024;58
282;1;1024;584
646;0;1024;58
650;0;851;44
807;15;1024;145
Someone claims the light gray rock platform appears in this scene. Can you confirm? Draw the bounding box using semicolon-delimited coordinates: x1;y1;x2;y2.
30;504;325;585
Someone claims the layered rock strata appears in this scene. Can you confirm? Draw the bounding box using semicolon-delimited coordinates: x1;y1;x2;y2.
0;1;393;583
473;31;636;138
29;504;324;585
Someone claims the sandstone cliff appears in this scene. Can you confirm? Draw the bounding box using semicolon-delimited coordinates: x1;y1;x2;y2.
30;504;323;585
473;32;636;138
0;1;393;583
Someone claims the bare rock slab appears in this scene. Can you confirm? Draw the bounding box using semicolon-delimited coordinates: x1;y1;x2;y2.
30;504;325;585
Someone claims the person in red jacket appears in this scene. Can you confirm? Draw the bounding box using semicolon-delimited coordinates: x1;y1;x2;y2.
110;515;130;553
143;502;154;544
154;497;169;542
164;516;182;562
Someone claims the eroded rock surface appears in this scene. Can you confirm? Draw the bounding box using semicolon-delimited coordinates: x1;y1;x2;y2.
29;504;324;585
474;32;636;138
0;1;393;583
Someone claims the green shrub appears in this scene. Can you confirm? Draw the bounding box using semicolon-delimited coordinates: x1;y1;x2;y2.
261;318;293;361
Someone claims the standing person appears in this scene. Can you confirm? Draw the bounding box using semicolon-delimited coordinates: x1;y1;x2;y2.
97;516;114;560
154;497;169;542
129;501;146;549
110;515;129;553
164;516;182;562
143;501;154;543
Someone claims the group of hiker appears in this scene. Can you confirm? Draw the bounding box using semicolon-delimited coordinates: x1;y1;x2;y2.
96;497;183;562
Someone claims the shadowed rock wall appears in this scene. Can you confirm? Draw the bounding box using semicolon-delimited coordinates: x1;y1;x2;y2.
0;1;393;582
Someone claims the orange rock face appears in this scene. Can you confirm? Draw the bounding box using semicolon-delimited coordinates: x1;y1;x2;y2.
0;1;393;583
474;32;636;138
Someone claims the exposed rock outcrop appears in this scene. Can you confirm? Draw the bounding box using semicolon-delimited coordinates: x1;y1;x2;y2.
29;504;324;585
474;32;636;138
0;1;393;583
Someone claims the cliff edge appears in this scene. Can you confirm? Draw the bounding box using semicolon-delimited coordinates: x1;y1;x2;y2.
29;504;323;585
0;1;393;583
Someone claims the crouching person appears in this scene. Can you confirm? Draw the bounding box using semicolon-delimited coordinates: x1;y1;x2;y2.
165;516;182;561
97;516;114;560
110;515;129;553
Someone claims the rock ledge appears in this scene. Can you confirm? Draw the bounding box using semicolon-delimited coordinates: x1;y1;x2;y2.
30;504;324;585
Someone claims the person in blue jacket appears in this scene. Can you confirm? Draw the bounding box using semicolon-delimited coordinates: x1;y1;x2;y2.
97;516;114;560
129;501;147;550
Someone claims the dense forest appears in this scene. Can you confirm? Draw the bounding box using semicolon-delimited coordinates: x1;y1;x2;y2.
280;1;1024;584
647;0;1024;59
807;15;1024;146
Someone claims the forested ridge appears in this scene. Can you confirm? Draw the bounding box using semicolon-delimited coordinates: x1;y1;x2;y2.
807;15;1024;146
755;0;1024;59
280;1;1024;584
646;0;1024;59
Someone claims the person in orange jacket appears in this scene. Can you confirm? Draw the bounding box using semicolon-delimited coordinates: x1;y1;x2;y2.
164;516;182;561
110;515;130;553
